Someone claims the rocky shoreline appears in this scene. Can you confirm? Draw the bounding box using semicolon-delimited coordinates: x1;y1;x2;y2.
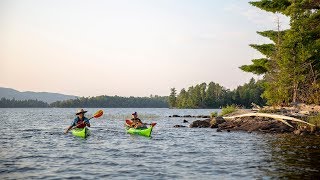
172;104;320;136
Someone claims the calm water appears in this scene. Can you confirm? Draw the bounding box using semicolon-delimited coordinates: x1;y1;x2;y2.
1;108;320;179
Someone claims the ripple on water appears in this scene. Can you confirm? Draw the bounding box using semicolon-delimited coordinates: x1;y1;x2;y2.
1;108;320;179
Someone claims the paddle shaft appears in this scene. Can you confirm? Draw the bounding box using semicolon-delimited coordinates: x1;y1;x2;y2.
143;123;156;126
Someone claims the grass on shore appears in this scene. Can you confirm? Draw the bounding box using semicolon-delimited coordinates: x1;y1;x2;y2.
307;114;320;128
210;112;218;118
220;105;237;116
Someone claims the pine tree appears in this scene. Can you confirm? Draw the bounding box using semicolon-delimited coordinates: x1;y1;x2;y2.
241;0;320;105
169;88;177;108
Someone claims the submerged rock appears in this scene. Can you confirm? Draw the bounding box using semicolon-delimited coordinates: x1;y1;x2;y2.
183;120;189;123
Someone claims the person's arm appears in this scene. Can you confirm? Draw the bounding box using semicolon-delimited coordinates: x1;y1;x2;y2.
65;118;76;134
64;125;73;134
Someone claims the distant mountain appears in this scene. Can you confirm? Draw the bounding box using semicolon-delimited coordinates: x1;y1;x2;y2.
0;87;78;103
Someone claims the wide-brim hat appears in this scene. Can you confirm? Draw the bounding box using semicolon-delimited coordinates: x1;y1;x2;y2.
76;109;87;115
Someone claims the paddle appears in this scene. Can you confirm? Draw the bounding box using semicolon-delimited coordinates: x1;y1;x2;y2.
125;119;156;127
89;109;104;120
150;123;157;127
125;119;133;126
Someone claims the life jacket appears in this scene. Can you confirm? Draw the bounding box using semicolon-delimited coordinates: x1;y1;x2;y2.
130;118;144;128
76;117;86;128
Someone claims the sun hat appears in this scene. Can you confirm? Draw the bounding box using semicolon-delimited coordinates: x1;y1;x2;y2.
76;109;87;115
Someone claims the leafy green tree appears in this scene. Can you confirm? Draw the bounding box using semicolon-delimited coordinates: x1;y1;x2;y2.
171;79;266;109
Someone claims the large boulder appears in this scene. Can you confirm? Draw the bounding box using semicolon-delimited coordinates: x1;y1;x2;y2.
210;117;226;128
217;116;295;133
189;119;211;128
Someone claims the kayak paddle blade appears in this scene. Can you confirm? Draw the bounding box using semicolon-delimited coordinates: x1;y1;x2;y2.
93;110;103;118
126;119;133;126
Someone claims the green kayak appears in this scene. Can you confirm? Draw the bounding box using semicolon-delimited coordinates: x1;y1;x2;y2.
126;126;154;137
125;120;156;137
71;127;90;138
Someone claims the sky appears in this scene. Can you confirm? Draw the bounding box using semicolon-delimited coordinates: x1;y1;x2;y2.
0;0;290;97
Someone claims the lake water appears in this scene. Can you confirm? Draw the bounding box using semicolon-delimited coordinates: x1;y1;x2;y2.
1;108;320;179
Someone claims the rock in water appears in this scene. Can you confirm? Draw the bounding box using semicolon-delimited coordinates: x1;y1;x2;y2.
210;117;226;128
189;119;211;128
173;125;187;128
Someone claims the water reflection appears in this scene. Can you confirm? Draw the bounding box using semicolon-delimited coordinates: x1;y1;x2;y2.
265;134;320;179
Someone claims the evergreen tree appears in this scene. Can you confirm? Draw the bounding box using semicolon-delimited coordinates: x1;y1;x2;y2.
241;0;320;105
168;88;177;108
171;79;266;109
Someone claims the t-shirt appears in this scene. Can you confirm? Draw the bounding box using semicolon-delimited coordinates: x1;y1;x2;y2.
71;117;90;127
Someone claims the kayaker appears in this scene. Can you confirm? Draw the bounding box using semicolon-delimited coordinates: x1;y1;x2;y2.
130;112;146;128
64;109;91;134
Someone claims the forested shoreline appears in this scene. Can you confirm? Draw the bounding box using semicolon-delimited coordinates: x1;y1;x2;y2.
0;98;50;108
0;96;169;108
50;95;168;108
1;78;266;108
169;78;266;109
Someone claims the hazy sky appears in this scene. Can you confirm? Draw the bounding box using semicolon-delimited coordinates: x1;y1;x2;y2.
0;0;289;97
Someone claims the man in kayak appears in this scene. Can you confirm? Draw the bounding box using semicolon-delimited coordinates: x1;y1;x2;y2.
130;112;146;129
64;109;91;134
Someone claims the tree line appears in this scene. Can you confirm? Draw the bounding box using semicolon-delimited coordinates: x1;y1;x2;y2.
0;95;169;108
0;98;49;108
50;95;168;108
1;79;266;108
240;0;320;105
169;78;266;109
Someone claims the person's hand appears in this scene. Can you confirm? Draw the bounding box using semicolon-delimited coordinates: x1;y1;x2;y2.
76;122;85;128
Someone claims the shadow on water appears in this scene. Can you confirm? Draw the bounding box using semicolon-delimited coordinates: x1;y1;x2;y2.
263;134;320;179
